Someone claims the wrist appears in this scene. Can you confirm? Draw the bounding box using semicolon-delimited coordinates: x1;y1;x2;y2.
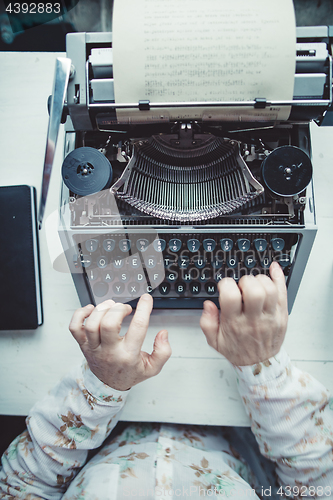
232;348;290;386
82;362;130;404
226;346;282;367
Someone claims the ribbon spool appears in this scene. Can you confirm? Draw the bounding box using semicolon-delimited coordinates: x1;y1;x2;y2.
261;146;312;197
62;147;113;196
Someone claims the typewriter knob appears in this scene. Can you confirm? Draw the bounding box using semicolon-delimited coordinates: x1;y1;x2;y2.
261;145;312;197
47;95;68;124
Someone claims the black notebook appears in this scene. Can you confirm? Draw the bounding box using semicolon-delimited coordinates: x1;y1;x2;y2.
0;185;43;330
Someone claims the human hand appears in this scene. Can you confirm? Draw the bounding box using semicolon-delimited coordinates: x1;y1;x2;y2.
69;294;172;391
200;262;288;366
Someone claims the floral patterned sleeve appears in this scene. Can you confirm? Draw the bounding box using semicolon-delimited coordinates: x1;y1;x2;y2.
0;362;128;499
234;348;333;495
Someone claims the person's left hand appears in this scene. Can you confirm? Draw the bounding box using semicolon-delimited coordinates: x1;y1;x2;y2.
69;294;172;391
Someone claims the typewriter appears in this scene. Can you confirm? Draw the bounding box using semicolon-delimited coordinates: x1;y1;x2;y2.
38;22;333;313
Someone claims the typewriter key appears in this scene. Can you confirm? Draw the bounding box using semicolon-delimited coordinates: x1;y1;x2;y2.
87;269;99;281
159;283;170;295
190;283;201;295
203;239;216;252
220;238;233;252
211;255;223;269
199;269;211;282
178;256;190;269
176;282;186;295
236;238;251;252
261;145;312;197
274;254;291;268
102;270;113;283
227;255;238;269
80;255;92;268
136;239;149;252
253;238;268;252
62;147;113;196
193;255;207;269
205;282;217;295
144;255;157;268
103;239;116;252
244;256;257;269
85;239;99;253
93;282;109;297
129;256;141;268
271;237;285;251
187;239;200;252
113;283;125;295
153;239;166;252
128;283;140;295
113;257;125;269
260;256;271;269
119;239;131;252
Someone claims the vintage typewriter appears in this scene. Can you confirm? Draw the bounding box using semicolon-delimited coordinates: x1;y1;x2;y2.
38;24;333;313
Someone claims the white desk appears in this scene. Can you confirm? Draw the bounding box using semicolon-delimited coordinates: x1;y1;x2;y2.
0;52;333;426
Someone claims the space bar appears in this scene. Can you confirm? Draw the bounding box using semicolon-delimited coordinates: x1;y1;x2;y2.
116;297;220;309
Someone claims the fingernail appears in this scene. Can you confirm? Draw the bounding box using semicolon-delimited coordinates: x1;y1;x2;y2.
202;301;210;313
271;261;283;277
141;293;152;301
161;330;169;342
202;301;214;315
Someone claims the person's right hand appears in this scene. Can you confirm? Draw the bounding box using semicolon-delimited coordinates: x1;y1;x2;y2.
69;294;172;391
200;262;288;366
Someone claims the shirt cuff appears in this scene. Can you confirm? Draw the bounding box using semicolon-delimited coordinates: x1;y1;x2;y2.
233;348;291;386
81;362;130;405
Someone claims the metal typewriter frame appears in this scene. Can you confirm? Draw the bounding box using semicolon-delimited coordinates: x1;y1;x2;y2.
58;128;317;314
45;26;333;314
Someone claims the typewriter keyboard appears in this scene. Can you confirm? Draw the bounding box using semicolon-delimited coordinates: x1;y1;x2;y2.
74;233;297;308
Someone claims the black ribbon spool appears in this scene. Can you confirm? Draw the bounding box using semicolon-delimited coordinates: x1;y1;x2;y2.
261;146;312;197
62;147;113;196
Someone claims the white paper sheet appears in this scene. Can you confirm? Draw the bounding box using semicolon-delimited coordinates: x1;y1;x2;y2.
112;0;296;123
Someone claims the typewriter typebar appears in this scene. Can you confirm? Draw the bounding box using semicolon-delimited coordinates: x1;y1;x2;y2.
51;25;333;313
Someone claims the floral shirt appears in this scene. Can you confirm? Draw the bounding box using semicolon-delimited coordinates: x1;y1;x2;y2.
0;348;332;499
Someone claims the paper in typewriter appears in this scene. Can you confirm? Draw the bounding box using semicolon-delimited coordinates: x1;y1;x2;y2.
112;0;296;123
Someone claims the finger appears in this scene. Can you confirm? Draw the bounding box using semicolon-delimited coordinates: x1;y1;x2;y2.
144;329;172;377
218;278;242;318
238;275;266;318
200;300;219;350
69;304;95;346
99;302;132;347
269;262;288;308
125;294;153;353
254;274;278;313
84;299;115;349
